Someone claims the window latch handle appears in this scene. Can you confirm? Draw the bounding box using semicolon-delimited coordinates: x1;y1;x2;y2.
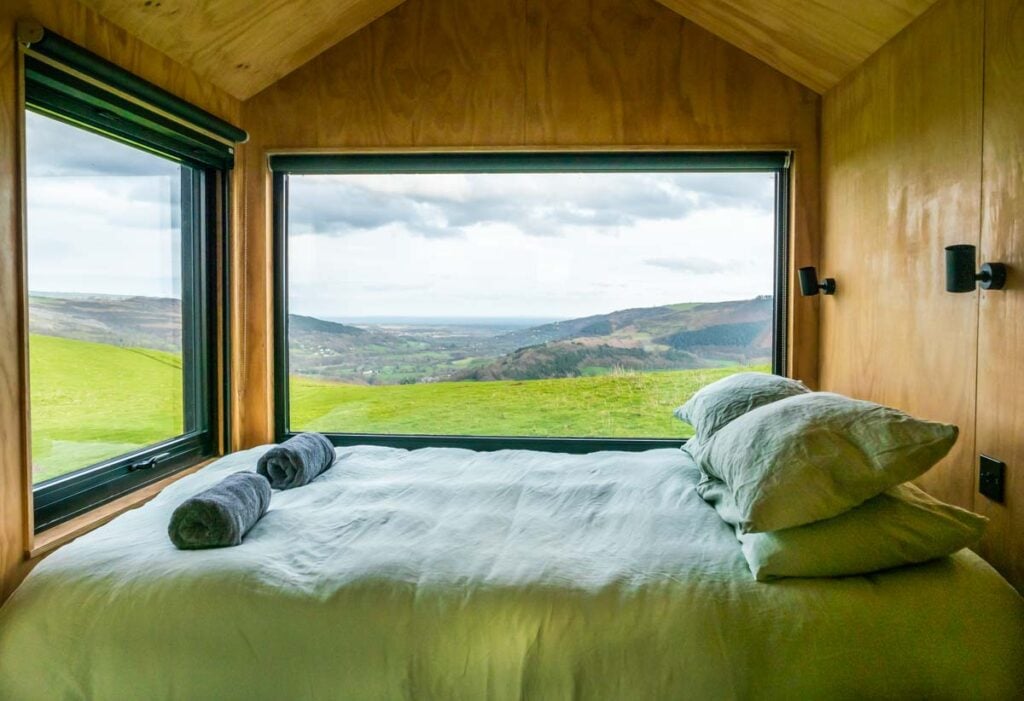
127;452;171;473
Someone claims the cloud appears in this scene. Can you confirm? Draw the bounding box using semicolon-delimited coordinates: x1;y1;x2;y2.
644;257;732;274
25;111;183;232
287;170;774;239
287;179;456;238
286;202;776;320
26;110;180;177
29;176;181;231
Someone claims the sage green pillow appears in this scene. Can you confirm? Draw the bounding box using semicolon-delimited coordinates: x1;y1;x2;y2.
699;478;987;580
691;392;958;533
674;372;808;444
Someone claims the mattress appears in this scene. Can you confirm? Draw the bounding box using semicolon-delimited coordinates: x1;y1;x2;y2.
1;446;1021;700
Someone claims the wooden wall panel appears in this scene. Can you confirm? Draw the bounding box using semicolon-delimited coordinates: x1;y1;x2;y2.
822;0;1024;591
239;0;822;445
0;6;29;602
523;0;814;146
974;0;1024;588
313;0;528;147
234;128;272;451
820;0;984;511
0;0;242;599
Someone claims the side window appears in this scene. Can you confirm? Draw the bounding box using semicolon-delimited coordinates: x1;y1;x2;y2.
26;112;191;482
21;27;243;530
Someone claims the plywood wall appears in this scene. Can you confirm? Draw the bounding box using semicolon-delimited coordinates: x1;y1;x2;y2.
237;0;823;446
0;0;242;598
0;5;28;604
820;0;984;512
974;0;1024;589
821;0;1024;591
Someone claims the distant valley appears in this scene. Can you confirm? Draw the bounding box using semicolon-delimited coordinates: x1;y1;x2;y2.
28;293;773;385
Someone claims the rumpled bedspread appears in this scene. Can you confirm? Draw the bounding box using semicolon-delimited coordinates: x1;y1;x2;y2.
1;446;1021;700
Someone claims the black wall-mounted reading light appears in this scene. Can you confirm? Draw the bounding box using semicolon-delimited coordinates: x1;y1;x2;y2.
798;266;836;296
945;244;1007;293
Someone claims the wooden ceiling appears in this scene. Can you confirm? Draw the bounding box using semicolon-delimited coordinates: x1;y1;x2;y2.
77;0;940;99
75;0;407;100
654;0;941;93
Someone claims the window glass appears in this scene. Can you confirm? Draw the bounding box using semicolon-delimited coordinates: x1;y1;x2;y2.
285;168;779;439
26;111;184;482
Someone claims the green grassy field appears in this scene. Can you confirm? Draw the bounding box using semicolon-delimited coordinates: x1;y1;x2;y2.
290;364;766;438
29;334;183;482
29;332;766;482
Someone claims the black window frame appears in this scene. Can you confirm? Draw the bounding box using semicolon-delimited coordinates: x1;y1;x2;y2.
21;28;243;531
271;151;791;453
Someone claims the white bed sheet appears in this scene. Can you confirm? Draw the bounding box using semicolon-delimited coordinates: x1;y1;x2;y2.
1;445;1021;699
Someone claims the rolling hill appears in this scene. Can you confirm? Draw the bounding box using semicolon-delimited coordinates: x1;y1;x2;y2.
495;297;771;347
27;331;766;482
27;293;773;384
26;294;773;480
29;293;183;352
455;297;773;381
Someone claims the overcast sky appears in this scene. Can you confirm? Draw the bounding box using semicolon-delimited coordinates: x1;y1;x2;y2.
288;172;776;320
26;110;777;322
26;111;182;300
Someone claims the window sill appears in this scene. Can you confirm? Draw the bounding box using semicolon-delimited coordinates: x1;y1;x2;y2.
29;459;214;559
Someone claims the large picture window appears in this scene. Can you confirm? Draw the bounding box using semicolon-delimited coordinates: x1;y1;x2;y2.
22;27;242;529
273;153;789;451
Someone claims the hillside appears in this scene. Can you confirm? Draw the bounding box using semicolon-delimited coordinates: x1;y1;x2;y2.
29;334;183;482
496;298;772;348
302;296;773;383
27;331;766;482
29;293;183;352
26;294;772;482
456;297;772;381
28;293;773;384
453;342;704;381
289;313;368;337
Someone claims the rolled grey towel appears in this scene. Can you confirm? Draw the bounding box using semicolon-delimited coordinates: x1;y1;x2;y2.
168;472;271;550
257;432;336;490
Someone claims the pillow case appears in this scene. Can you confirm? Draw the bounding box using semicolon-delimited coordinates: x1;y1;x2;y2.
690;392;958;533
674;372;809;445
699;478;987;580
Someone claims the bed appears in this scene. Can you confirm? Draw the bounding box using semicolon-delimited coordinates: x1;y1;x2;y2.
1;445;1022;699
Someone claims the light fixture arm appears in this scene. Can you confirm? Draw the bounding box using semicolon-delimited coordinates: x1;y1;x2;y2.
976;262;1007;290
